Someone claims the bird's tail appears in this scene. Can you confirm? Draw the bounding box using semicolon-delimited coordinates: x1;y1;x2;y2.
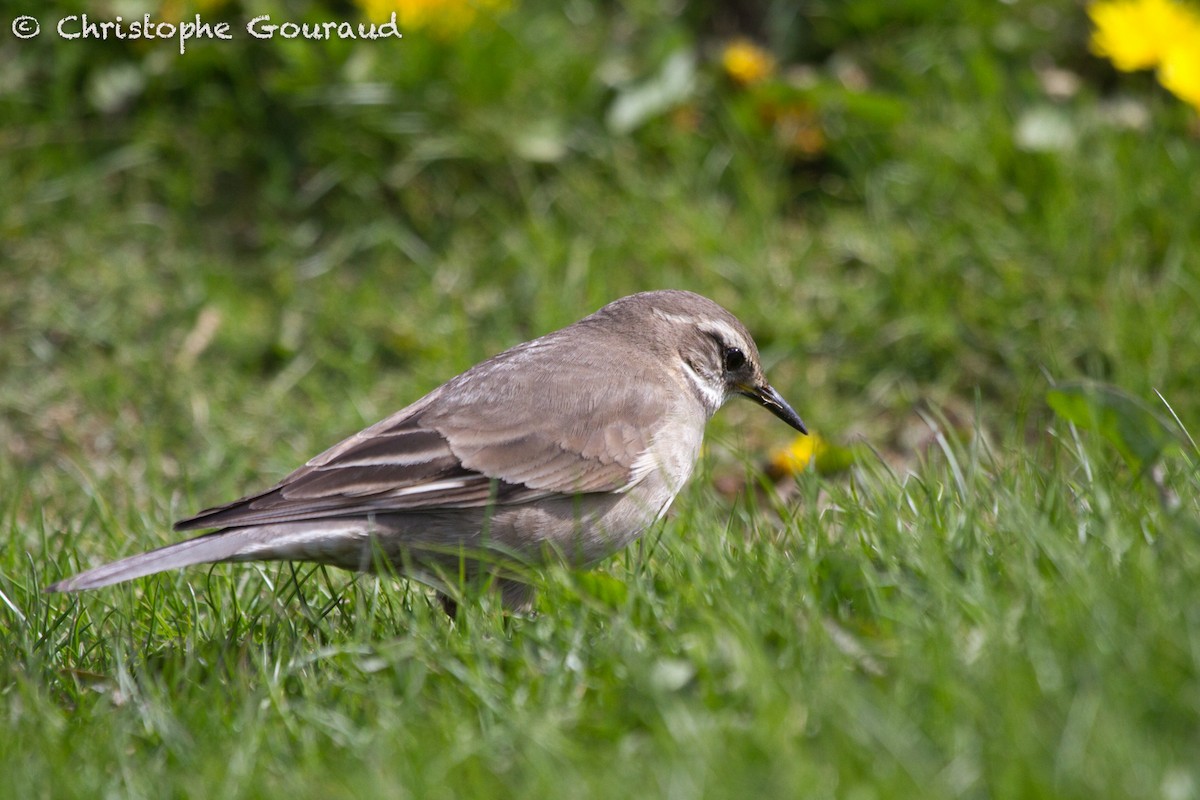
44;519;532;598
45;530;261;593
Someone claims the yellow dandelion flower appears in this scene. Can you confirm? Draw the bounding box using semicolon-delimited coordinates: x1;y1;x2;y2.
1160;42;1200;110
721;39;776;86
769;433;829;476
1089;0;1200;72
357;0;510;39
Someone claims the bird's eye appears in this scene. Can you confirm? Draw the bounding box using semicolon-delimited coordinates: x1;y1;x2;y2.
723;347;746;371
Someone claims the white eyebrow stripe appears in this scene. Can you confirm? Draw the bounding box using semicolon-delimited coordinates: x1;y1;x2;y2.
648;308;748;351
650;308;698;326
697;320;745;348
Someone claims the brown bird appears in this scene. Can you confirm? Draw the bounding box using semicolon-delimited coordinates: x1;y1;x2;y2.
47;290;807;610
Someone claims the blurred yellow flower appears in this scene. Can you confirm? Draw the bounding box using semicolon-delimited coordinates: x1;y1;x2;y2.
769;432;829;476
1159;42;1200;110
721;39;776;86
1089;0;1200;112
1088;0;1200;71
358;0;510;38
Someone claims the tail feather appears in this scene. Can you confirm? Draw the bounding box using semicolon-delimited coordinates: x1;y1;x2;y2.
45;518;542;611
45;531;253;593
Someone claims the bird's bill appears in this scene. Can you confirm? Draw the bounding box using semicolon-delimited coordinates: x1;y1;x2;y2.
740;383;808;434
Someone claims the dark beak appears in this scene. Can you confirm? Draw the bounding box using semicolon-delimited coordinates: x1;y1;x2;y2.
740;383;808;434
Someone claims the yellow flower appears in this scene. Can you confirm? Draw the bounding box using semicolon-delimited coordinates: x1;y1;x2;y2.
357;0;510;39
721;39;776;86
769;433;829;476
1088;0;1200;71
1160;42;1200;110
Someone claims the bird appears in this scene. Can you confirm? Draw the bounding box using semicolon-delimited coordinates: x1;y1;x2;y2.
46;290;807;611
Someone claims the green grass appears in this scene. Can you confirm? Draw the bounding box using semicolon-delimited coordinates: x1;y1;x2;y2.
3;1;1200;797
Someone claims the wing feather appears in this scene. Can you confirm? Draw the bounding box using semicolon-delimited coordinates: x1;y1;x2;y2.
176;324;679;532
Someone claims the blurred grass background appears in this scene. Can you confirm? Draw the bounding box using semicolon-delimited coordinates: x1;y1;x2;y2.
2;0;1199;797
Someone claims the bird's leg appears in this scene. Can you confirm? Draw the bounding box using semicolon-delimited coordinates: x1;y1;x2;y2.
437;592;459;619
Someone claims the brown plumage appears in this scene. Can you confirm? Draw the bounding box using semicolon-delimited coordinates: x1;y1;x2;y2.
46;290;806;610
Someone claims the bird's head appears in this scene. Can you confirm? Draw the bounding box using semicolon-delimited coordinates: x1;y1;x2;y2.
600;290;808;434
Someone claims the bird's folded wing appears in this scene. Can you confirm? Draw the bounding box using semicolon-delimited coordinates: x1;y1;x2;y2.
175;399;654;531
175;424;532;530
418;336;665;493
